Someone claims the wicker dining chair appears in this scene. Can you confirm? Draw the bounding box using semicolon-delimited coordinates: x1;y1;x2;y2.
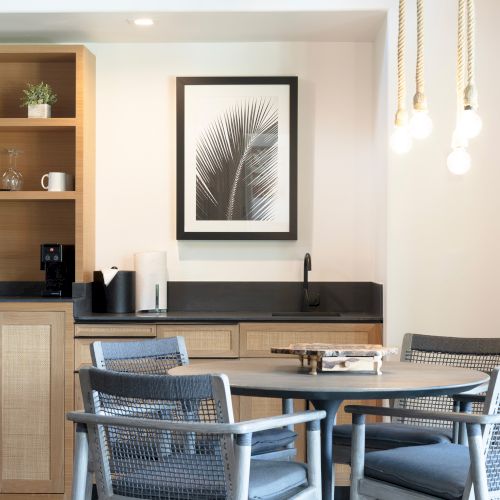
347;366;500;500
69;367;325;500
90;337;298;459
333;333;500;464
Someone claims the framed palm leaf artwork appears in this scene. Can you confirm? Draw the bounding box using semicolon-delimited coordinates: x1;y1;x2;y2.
176;76;297;240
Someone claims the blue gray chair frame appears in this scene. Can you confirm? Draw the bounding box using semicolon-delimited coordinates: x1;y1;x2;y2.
333;333;500;464
90;336;298;459
68;367;326;500
347;367;500;500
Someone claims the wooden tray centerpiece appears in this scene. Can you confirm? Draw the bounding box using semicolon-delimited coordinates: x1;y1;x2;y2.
271;343;399;375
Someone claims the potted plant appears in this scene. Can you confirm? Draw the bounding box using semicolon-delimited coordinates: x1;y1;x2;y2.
20;82;57;118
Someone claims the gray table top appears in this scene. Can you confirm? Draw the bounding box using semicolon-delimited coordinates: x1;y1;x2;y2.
170;358;490;400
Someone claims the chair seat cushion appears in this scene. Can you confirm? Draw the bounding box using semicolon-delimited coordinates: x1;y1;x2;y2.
334;422;453;451
249;460;308;500
111;455;307;499
364;443;469;500
251;428;297;455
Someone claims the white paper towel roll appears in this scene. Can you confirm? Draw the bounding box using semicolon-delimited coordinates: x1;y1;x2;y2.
134;251;167;312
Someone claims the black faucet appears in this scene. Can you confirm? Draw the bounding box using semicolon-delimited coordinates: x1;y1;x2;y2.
302;253;320;311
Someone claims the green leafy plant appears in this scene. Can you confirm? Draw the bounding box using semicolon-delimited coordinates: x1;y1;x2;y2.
20;82;57;107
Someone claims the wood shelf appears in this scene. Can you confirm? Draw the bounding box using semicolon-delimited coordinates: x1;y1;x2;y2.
0;45;95;283
0;118;76;130
0;191;76;200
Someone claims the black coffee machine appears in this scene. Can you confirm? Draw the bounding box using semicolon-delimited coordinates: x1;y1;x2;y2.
40;243;75;297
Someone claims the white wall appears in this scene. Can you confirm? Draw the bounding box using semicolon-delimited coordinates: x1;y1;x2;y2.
89;42;380;282
384;0;500;345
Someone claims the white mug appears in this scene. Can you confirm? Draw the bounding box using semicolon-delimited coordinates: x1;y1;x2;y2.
41;172;74;191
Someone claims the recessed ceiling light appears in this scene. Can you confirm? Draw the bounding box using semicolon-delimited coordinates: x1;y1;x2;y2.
133;18;154;27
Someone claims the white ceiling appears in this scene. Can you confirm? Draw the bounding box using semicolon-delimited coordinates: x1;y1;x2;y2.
0;10;386;43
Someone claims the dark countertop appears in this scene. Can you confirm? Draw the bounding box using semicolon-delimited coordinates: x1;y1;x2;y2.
74;311;382;324
0;281;383;324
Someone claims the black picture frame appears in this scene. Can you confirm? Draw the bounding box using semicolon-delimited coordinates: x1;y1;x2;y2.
176;76;297;240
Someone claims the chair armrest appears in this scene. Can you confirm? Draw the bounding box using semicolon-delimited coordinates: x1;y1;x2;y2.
344;405;500;425
67;409;326;435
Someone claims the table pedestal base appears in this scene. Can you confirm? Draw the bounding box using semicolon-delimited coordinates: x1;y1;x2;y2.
311;399;343;500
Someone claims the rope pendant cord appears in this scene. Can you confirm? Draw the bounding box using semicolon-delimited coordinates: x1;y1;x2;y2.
447;0;472;174
413;0;427;110
395;0;407;125
457;0;466;116
464;0;478;108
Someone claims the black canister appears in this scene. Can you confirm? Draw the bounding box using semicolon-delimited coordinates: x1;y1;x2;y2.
92;270;136;313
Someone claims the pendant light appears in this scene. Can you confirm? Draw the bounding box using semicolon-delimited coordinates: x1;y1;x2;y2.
390;0;413;154
447;0;471;175
409;0;433;139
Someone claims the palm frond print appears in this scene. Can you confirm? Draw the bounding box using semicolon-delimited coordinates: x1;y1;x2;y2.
196;97;279;221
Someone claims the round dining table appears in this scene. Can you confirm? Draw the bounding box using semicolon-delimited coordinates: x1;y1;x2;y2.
170;358;489;500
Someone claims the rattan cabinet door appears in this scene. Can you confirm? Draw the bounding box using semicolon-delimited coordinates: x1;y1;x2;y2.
157;324;239;358
0;311;64;493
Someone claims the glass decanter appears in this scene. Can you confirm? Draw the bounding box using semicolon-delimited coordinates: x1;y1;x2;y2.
1;148;23;191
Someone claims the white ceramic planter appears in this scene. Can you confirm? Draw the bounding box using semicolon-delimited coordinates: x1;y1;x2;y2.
28;104;51;118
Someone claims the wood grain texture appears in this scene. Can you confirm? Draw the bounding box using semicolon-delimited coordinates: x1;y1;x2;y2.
0;118;76;130
0;192;76;200
75;46;95;282
0;128;75;190
157;324;239;358
0;201;74;281
0;60;75;118
0;44;95;284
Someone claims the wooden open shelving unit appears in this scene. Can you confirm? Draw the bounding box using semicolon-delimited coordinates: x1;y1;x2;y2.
0;45;95;282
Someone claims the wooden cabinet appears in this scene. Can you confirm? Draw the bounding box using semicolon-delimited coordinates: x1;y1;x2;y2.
0;45;95;282
0;310;65;494
74;324;156;338
73;320;383;485
240;322;382;357
157;324;239;358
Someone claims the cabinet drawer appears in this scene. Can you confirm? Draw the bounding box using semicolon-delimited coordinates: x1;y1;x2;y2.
75;337;150;370
75;324;156;338
157;324;239;358
240;323;382;357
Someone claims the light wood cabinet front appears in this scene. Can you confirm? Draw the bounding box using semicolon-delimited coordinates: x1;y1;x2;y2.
0;311;65;494
240;322;382;357
157;324;239;358
75;324;156;338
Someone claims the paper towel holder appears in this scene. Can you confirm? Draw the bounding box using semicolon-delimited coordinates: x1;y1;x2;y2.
134;250;168;312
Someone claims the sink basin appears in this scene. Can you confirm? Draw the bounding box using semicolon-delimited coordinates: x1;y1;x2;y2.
271;311;341;317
